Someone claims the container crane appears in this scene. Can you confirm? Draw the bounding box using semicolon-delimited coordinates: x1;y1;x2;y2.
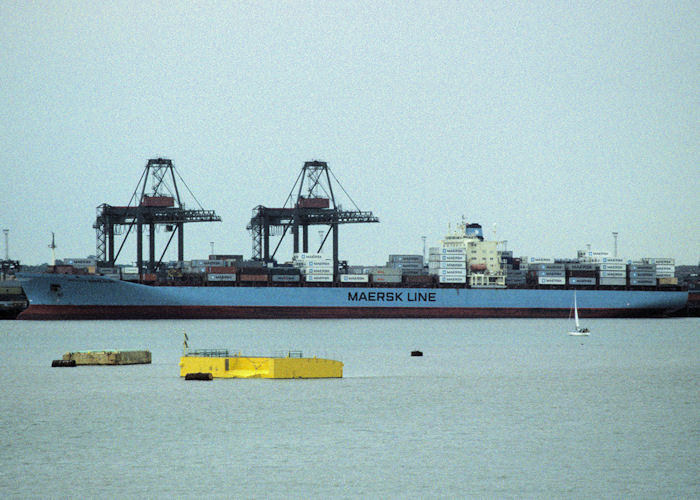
94;158;221;275
247;160;379;275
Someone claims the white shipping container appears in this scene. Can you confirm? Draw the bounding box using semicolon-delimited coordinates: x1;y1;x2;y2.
529;258;555;263
441;247;466;254
538;277;565;285
293;253;324;260
645;257;675;265
599;278;627;286
601;257;625;263
440;269;467;276
304;268;333;275
568;277;596;285
191;260;225;267
440;254;466;262
305;274;333;282
207;273;237;282
439;276;467;283
121;267;139;274
600;263;626;271
599;271;626;278
440;261;467;269
654;265;675;273
340;274;369;283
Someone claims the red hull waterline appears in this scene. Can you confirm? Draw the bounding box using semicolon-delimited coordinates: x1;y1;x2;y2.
18;304;672;320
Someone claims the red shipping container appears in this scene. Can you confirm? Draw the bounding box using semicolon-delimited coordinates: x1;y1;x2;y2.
240;274;268;282
206;266;238;273
297;197;330;208
141;195;175;207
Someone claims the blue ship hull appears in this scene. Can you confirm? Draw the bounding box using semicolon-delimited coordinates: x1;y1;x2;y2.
17;273;688;319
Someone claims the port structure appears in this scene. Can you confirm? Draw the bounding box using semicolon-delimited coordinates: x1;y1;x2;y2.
247;160;379;275
94;158;221;273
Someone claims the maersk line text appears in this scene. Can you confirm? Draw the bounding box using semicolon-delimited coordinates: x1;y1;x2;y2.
347;291;437;302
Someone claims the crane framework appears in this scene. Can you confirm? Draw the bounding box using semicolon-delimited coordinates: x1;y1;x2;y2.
247;161;379;275
94;158;221;273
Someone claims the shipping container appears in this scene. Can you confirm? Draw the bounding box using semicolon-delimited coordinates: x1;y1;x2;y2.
207;266;237;274
600;263;626;271
305;275;334;282
239;267;270;275
440;261;466;269
441;247;466;254
529;258;555;264
372;268;402;275
372;275;402;283
440;254;466;262
644;257;675;265
535;270;566;277
404;275;435;286
567;263;597;271
657;277;678;285
599;278;627;286
240;274;268;282
304;268;333;275
629;271;656;278
538;277;566;285
190;260;226;267
568;277;596;285
654;265;675;273
630;278;656;286
293;253;324;260
297;197;329;208
270;267;301;275
141;195;174;207
207;273;237;282
599;271;626;278
440;269;467;276
530;263;565;271
340;274;369;283
628;264;655;271
271;274;300;282
439;276;467;283
600;257;625;263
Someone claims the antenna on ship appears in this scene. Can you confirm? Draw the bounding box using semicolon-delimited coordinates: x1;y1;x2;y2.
48;232;57;266
2;229;8;260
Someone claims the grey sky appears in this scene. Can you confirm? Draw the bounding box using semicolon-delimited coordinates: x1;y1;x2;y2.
1;1;698;266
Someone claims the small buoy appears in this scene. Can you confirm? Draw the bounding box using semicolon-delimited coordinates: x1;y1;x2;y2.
411;350;423;357
185;372;213;381
51;359;76;367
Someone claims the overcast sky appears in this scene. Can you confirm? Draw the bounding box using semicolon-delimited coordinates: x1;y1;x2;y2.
1;1;698;266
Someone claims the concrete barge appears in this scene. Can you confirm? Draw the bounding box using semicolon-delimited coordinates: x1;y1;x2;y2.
63;350;152;365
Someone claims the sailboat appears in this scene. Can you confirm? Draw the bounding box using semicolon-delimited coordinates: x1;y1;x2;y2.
568;291;590;336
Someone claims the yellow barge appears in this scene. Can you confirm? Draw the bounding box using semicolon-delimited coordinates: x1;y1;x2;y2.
179;349;343;379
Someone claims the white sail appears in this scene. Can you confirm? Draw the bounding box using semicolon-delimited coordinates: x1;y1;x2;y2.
569;291;590;336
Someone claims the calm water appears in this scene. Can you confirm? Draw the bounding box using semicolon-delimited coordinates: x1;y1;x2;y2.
0;318;698;498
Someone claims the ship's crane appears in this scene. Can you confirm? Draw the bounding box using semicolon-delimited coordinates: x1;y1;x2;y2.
247;160;379;275
94;158;221;274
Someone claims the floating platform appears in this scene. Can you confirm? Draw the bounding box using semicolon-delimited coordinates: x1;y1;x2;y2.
63;350;152;365
179;349;342;379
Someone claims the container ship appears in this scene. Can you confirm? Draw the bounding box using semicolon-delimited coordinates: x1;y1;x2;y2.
17;226;687;320
15;159;689;320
